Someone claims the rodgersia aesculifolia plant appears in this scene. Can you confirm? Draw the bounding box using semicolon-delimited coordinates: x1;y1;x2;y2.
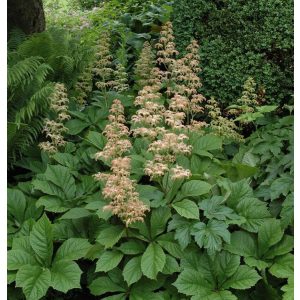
94;99;149;226
39;83;71;154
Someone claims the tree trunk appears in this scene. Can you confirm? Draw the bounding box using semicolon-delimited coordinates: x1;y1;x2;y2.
8;0;45;35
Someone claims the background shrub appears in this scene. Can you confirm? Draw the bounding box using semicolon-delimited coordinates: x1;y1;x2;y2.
172;0;293;106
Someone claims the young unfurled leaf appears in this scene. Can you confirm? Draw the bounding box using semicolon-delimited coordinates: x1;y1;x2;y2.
141;243;166;279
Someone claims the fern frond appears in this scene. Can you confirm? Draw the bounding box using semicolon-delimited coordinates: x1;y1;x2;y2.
15;83;54;125
8;56;44;89
8;118;44;167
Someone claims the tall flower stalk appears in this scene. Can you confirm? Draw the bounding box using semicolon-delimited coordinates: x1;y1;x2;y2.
39;83;71;154
94;99;149;226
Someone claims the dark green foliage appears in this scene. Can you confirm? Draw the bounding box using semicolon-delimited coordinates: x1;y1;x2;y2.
7;29;93;167
15;28;94;87
172;0;293;106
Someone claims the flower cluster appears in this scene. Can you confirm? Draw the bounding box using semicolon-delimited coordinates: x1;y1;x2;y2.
227;77;259;117
93;33;129;93
206;97;244;142
155;21;178;80
94;100;149;226
168;40;206;130
145;132;192;180
75;63;93;106
131;66;165;140
134;41;155;89
93;33;115;91
113;62;129;93
39;83;71;154
95;99;131;162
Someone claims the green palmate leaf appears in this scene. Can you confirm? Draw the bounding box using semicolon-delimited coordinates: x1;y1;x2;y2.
96;225;125;249
270;175;293;200
181;180;212;197
36;196;69;213
65;119;90;135
282;277;294;300
89;276;125;296
258;219;284;256
32;179;65;199
224;231;257;257
172;199;199;220
29;214;53;266
263;235;294;259
235;197;271;232
16;265;51;300
214;251;240;285
44;165;76;199
150;207;171;237
96;250;124;272
52;153;79;170
8;188;26;224
50;260;82;293
222;265;261;290
269;254;294;279
192;134;222;152
60;208;92;220
122;256;142;285
118;240;145;255
192;220;230;254
141;243;166;279
54;238;92;262
162;255;180;275
156;233;184;258
12;236;34;253
85;131;105;149
7;250;38;270
191;290;237;300
173;269;212;296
